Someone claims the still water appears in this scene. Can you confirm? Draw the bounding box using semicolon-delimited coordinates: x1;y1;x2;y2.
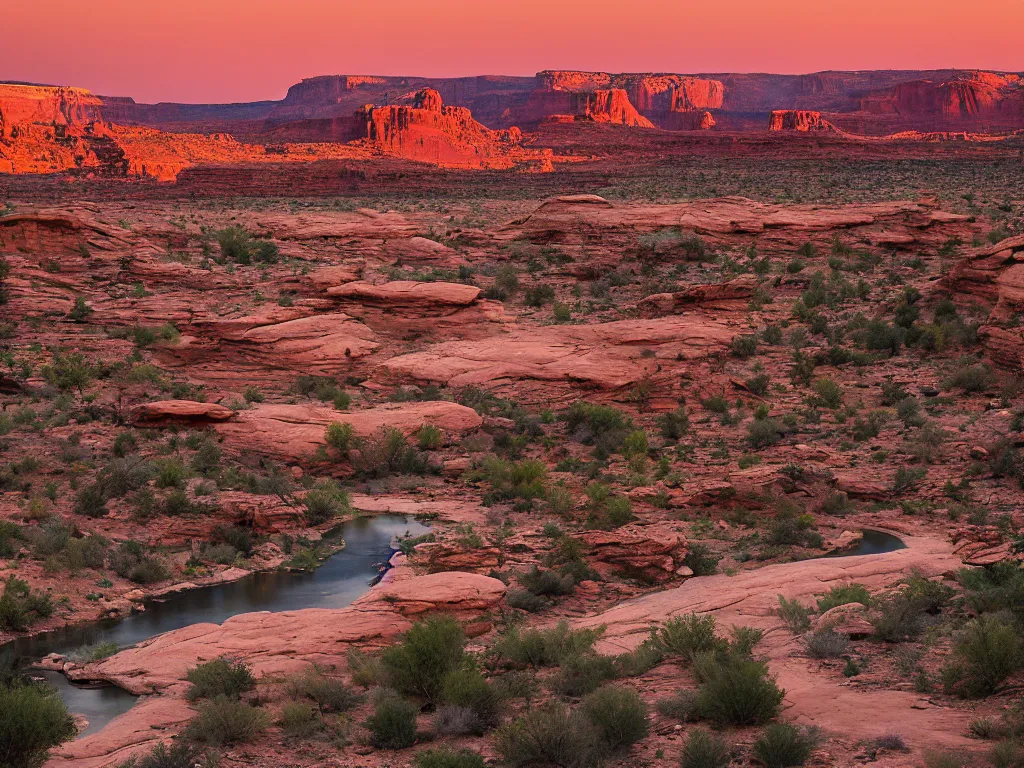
3;514;430;737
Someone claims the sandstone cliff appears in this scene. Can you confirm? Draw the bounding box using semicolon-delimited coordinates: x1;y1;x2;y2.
768;109;837;132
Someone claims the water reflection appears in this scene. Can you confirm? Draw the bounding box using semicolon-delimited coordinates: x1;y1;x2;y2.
4;514;429;737
824;528;906;558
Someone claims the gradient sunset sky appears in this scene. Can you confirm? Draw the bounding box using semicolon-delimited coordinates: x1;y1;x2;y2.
4;0;1022;103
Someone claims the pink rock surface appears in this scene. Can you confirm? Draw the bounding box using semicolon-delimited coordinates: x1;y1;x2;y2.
215;401;483;461
129;400;236;425
382;315;735;390
328;280;481;306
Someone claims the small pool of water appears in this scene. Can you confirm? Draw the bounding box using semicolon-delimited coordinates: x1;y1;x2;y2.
3;514;429;737
824;529;906;558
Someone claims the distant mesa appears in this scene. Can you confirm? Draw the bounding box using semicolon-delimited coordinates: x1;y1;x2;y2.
768;110;836;132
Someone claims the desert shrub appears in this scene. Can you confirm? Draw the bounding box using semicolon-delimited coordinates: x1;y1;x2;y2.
416;424;443;450
495;704;600;768
944;360;994;393
215;227;278;265
190;441;221;476
658;613;725;660
548;653;618;697
753;722;819;767
278;702;321;739
680;727;731;768
941;615;1024;698
285;665;360;713
0;679;76;768
767;505;821;549
492;621;602;668
413;747;486;768
861;319;904;355
40;349;95;394
185;696;269;747
614;636;665;677
382;616;465;703
656;407;689;440
731;334;759;358
683;542;721;577
871;733;908;753
922;751;971;768
109;541;169;584
817;583;872;613
869;592;928;642
524;283;556;307
475;457;547;506
811;377;843;409
439;668;502;732
353;427;428;477
303;479;350;525
324;422;355;453
748;415;784;448
72;482;110;522
115;741;218;768
506;590;547;612
347;647;386;689
518;566;574;597
805;628;848;659
564;402;632;456
365;688;418;749
694;655;785;726
655;689;698;722
185;657;256;702
892;466;926;494
579;685;648;753
0;576;55;631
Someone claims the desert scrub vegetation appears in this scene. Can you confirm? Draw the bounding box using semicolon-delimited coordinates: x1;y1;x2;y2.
0;677;77;768
185;657;256;702
185;696;270;747
381;616;467;703
0;575;55;631
214;226;279;265
365;688;419;749
469;456;547;509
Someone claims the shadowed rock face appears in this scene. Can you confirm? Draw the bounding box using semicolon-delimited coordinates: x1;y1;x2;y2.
945;234;1024;368
768;109;836;132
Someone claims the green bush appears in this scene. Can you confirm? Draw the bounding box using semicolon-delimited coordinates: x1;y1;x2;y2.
524;283;556;307
748;415;784;448
439;668;502;732
353;427;428;477
325;422;356;454
731;334;759;358
518;566;574;597
416;424;443;450
614;636;665;677
492;621;601;668
811;377;843;409
941;615;1023;698
285;665;360;713
0;576;54;631
753;722;819;767
869;592;928;642
657;407;690;440
277;702;321;739
475;457;547;506
944;361;994;393
215;227;279;265
680;727;731;768
413;747;486;768
115;741;218;768
382;616;466;702
365;688;418;749
185;696;269;746
109;541;169;584
816;583;872;613
579;685;648;753
302;480;350;525
564;402;632;456
682;543;721;577
495;704;600;768
657;613;725;660
548;653;618;697
0;680;76;768
694;655;785;726
805;628;848;659
184;657;256;702
655;690;697;722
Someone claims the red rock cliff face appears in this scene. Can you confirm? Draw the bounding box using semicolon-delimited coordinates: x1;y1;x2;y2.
859;74;1024;125
569;89;655;128
536;71;723;129
768;110;836;132
0;84;103;136
355;88;525;168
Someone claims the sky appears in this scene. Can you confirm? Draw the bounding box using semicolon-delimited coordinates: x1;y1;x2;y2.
3;0;1023;103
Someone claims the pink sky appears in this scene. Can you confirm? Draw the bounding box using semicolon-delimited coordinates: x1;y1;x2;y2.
3;0;1022;103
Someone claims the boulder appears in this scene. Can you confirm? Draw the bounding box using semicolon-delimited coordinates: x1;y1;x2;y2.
129;400;236;425
328;280;481;306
